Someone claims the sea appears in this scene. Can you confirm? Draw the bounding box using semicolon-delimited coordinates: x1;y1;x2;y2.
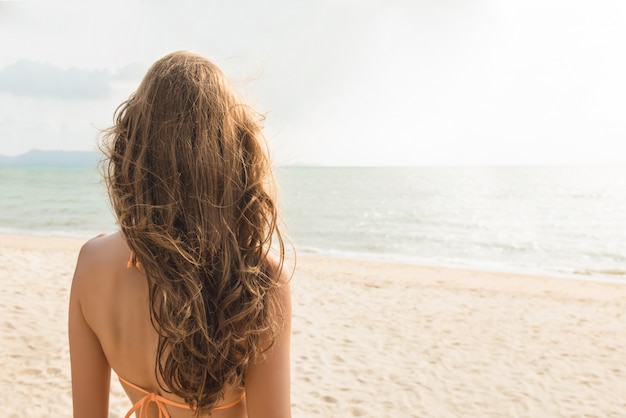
1;165;625;281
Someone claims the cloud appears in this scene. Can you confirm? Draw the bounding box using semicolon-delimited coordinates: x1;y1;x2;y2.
0;60;111;99
111;61;148;81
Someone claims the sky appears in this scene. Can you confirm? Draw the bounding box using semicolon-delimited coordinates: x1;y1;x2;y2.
0;0;625;166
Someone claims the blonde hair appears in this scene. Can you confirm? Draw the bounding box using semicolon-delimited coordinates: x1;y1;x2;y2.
102;51;285;413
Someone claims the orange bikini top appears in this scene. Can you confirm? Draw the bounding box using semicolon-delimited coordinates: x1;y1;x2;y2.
122;253;246;417
119;376;245;418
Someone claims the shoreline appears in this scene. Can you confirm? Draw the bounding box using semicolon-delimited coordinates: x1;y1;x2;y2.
296;247;626;284
2;233;626;416
2;232;625;300
2;231;623;285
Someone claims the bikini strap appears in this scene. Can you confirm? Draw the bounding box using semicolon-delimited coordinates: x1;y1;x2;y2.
119;376;190;418
213;390;246;410
127;251;143;270
119;375;245;415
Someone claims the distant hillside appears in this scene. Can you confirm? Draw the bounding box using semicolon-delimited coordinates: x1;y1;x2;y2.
0;149;102;167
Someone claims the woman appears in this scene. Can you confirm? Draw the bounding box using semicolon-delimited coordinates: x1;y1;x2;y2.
69;51;291;418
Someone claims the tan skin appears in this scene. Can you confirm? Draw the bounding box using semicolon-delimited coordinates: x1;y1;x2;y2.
69;232;291;418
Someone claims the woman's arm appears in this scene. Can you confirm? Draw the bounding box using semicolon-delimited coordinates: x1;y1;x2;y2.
68;243;111;418
244;272;292;418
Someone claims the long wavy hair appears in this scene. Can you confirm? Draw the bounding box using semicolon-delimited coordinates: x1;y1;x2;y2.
102;51;285;414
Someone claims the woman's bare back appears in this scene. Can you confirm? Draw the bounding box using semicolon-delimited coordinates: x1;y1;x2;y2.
70;232;249;418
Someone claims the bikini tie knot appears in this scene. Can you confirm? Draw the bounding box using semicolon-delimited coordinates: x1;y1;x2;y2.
124;393;172;418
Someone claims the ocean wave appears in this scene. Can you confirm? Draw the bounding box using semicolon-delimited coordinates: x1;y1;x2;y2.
3;165;626;282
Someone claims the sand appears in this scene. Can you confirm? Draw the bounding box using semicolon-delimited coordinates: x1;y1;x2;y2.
1;234;626;417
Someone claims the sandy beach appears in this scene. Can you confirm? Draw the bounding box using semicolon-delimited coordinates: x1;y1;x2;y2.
1;234;626;417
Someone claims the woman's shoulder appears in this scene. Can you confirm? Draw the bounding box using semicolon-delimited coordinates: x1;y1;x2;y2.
78;231;129;264
72;232;130;295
